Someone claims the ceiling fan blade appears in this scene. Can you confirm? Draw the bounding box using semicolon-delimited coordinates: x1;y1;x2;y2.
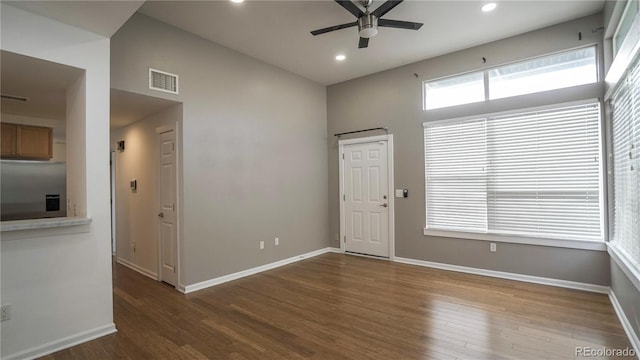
371;0;403;18
378;19;423;30
335;0;364;18
358;37;369;48
311;22;358;36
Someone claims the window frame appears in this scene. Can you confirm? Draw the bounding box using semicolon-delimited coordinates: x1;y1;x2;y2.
423;99;607;251
604;0;640;290
606;51;640;289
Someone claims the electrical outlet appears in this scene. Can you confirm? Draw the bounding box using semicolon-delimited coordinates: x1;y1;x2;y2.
259;241;264;250
1;304;11;322
132;242;136;253
490;243;497;252
275;237;279;246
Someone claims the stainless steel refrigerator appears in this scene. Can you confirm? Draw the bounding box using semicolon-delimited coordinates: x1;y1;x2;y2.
0;160;66;221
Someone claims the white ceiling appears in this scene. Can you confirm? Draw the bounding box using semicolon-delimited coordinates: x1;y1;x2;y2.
139;0;606;85
5;0;144;37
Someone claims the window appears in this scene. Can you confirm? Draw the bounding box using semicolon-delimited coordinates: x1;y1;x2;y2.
613;0;639;57
488;47;597;100
424;72;484;110
610;52;640;270
424;101;603;242
423;47;598;110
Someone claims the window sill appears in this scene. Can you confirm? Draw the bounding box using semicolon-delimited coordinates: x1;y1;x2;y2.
423;228;606;251
0;217;92;240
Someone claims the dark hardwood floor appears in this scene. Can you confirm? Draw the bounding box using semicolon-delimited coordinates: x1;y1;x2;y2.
42;253;632;359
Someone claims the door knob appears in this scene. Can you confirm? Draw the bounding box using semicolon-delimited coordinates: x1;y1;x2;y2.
158;212;164;218
380;203;388;208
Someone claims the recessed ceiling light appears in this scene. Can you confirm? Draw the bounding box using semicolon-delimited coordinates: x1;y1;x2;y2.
230;0;244;3
335;54;346;61
482;2;497;12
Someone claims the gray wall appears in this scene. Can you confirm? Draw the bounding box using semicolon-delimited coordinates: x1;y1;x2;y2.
111;14;329;286
327;13;610;285
611;260;640;344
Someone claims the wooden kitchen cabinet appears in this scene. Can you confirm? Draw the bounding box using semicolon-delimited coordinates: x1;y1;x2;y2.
1;123;52;159
1;123;17;157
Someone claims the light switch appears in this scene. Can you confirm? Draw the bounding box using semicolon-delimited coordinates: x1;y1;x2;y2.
395;189;404;198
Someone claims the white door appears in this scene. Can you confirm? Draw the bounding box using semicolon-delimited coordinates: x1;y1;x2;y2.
343;140;389;257
158;130;177;286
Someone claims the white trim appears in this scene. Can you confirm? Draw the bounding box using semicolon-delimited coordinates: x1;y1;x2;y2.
394;256;610;294
184;247;332;293
608;243;640;293
338;134;395;260
2;323;116;360
110;150;117;255
327;247;344;253
605;1;640;87
422;98;600;127
423;229;607;251
388;136;395;260
609;290;640;357
338;134;389;145
116;257;158;281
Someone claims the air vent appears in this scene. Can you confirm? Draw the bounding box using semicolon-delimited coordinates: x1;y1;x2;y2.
149;68;179;94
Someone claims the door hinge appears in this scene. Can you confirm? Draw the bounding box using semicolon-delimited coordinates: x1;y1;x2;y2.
343;194;346;201
342;153;344;159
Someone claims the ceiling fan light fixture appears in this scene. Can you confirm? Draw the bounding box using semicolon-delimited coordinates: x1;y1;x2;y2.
310;0;423;49
359;27;378;38
358;14;378;38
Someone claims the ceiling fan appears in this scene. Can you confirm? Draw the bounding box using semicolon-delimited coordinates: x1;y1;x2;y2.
310;0;423;49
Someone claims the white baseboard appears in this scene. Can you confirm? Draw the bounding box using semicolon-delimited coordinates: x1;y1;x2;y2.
327;247;343;253
184;247;332;293
394;256;610;294
2;323;116;360
609;290;640;358
116;257;158;281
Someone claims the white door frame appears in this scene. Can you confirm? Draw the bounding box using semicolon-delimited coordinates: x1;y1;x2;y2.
156;123;181;290
339;134;395;260
110;150;117;255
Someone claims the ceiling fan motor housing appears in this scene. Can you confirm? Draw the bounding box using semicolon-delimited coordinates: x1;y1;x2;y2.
358;14;378;38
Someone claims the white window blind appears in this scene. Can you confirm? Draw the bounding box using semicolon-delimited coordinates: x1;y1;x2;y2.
425;119;487;232
611;53;640;268
424;101;603;241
